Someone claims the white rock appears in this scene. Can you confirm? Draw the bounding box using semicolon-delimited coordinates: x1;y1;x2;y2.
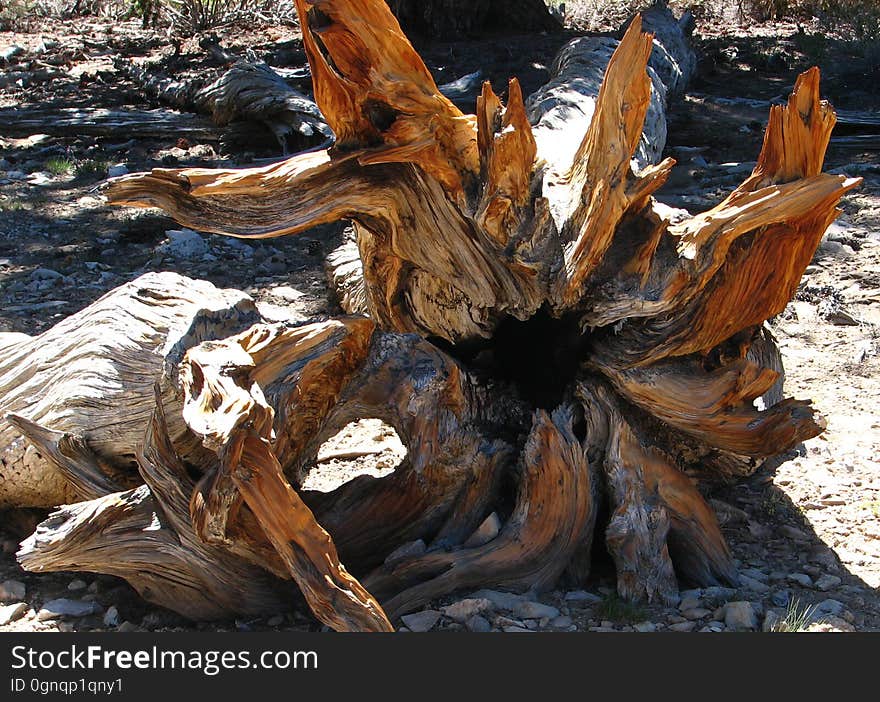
269;286;306;303
0;602;28;626
160;229;209;260
401;610;441;632
107;164;129;177
723;601;757;631
513;601;559;620
788;573;813;588
68;579;87;591
0;580;26;601
443;598;492;623
634;621;656;633
668;621;696;632
469;589;526;611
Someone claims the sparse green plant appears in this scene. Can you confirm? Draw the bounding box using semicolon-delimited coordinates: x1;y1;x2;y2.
75;159;110;179
0;196;27;212
770;597;822;632
594;593;649;624
44;157;75;176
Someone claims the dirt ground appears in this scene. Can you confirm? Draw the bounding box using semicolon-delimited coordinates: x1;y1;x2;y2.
1;12;878;633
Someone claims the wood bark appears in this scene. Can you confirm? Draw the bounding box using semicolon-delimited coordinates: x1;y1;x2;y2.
1;0;860;631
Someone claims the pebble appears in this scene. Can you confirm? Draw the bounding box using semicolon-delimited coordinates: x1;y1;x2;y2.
724;601;758;631
470;589;525;611
0;602;28;626
463;512;501;548
668;621;696;632
549;615;573;629
268;285;306;303
771;590;791;608
30;267;62;281
160;229;209;260
68;579;87;591
814;574;841;592
116;621;139;632
633;621;656;633
789;573;813;588
814;599;845;617
0;45;24;62
739;575;770;594
102;606;120;628
465;615;492;633
37;599;102;621
442;598;492;623
401;610;442;632
678;595;702;611
682;608;712;621
512;601;559;620
763;610;782;632
107;164;129;177
740;568;769;583
503;626;533;633
701;586;737;604
0;580;26;601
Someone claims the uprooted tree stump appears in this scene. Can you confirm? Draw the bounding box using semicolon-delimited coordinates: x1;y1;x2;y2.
0;0;860;632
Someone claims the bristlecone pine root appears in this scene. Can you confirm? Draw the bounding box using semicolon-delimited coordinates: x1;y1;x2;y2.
2;0;860;632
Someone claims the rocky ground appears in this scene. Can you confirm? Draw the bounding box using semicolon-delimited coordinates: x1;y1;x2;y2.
1;14;879;633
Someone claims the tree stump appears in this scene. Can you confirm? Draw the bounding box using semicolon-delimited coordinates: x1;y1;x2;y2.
3;0;860;632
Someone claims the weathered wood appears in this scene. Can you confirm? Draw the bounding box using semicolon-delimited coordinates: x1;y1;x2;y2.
0;107;219;141
124;59;332;153
3;0;860;630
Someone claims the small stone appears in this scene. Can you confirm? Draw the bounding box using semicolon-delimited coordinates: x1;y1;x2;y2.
701;586;737;605
503;626;533;633
668;621;696;632
0;45;24;62
600;620;615;629
678;595;702;611
384;539;426;566
470;589;525;611
633;621;656;633
740;568;769;583
550;615;573;629
463;512;501;548
107;164;129;177
814;599;845;617
771;590;791;608
116;621;138;632
512;601;559;620
0;602;28;625
443;598;492;623
0;580;26;602
102;606;120;627
161;229;209;260
269;285;306;303
814;574;841;592
739;575;770;594
681;608;712;621
30;267;62;281
780;525;809;541
37;599;102;621
723;601;757;631
788;573;813;588
68;579;87;591
401;610;442;632
563;590;601;604
465;615;492;633
267;615;284;627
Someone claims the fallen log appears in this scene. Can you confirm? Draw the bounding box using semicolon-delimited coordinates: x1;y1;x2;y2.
3;0;859;631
